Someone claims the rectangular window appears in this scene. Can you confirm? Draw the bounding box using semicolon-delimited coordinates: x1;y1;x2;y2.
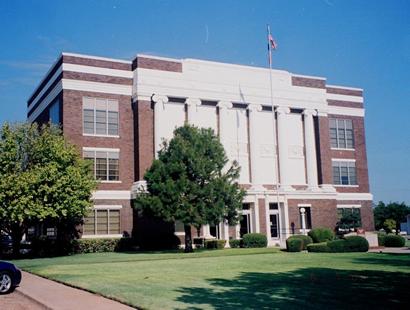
83;97;119;136
83;149;119;181
337;207;362;228
83;207;121;236
329;118;354;149
332;161;357;185
49;99;60;124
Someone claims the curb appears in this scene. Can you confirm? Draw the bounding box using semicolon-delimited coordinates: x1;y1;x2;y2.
15;288;53;310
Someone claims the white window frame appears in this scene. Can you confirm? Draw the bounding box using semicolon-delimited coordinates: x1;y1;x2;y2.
82;97;120;138
83;147;121;183
329;118;354;150
332;159;358;187
82;205;122;238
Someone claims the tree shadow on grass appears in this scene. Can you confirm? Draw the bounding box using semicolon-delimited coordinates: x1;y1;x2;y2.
176;268;410;309
352;253;410;268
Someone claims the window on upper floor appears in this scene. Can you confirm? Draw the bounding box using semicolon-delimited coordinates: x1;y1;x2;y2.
329;118;354;149
83;149;119;182
332;160;357;185
83;97;119;137
49;99;60;124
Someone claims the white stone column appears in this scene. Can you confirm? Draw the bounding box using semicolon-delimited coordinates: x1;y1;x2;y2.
151;94;168;158
202;224;213;239
275;106;293;191
303;109;319;190
224;220;230;247
247;104;265;191
253;197;260;233
300;207;307;235
186;98;201;124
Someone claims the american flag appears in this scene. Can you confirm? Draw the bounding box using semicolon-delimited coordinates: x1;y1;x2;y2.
267;25;277;66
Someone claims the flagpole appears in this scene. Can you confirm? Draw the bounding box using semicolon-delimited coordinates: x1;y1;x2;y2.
267;24;283;240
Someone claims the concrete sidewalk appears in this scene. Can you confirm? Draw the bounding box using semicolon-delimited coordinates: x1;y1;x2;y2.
16;271;135;310
368;247;410;254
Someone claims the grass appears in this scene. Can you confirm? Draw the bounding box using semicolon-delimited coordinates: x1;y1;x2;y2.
13;248;410;309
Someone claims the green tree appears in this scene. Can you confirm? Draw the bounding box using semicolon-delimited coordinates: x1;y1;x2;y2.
134;124;245;252
374;201;410;234
0;123;96;256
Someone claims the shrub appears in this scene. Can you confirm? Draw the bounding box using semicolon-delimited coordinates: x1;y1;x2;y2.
115;237;134;252
307;242;330;252
242;233;268;248
384;235;405;247
286;238;303;252
204;239;226;249
308;228;334;243
327;239;346;253
287;235;313;250
344;236;369;252
193;237;205;248
229;239;242;248
378;232;386;246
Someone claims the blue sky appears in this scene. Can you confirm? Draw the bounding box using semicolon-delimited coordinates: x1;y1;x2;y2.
0;0;409;203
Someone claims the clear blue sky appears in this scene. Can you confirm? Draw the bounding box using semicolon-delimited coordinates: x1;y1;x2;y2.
0;0;409;204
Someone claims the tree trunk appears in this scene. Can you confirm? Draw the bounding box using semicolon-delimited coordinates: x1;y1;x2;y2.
184;224;193;253
11;223;24;258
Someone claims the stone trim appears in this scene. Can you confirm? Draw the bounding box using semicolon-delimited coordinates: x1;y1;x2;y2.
326;87;363;97
327;99;363;109
62;71;133;85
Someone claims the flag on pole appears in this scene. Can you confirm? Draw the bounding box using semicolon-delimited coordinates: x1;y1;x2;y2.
267;25;277;66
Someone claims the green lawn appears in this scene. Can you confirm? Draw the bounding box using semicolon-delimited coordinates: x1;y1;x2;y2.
13;248;410;309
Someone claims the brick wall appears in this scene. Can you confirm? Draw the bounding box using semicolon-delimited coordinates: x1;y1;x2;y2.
62;89;134;190
329;115;370;193
93;199;133;235
337;200;374;231
288;199;338;231
133;100;154;180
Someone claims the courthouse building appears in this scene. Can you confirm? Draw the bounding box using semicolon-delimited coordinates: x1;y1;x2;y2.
27;52;374;246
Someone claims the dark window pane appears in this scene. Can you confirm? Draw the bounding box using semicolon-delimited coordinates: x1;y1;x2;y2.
96;158;107;180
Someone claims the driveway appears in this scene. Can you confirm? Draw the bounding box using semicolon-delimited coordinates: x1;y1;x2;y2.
13;271;135;310
0;290;46;310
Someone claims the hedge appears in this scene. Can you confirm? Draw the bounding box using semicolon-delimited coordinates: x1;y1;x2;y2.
307;236;369;253
286;235;313;252
307;242;330;252
308;228;334;243
229;239;242;248
384;235;406;247
378;233;386;246
242;233;268;248
73;237;134;254
327;239;346;253
344;236;369;252
286;238;303;252
204;239;226;249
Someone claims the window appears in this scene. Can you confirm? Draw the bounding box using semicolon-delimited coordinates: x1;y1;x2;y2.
49;99;60;124
332;161;357;185
83;149;119;181
240;203;251;237
329;118;354;149
83;207;121;235
299;207;312;229
337;207;361;229
83;97;119;136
